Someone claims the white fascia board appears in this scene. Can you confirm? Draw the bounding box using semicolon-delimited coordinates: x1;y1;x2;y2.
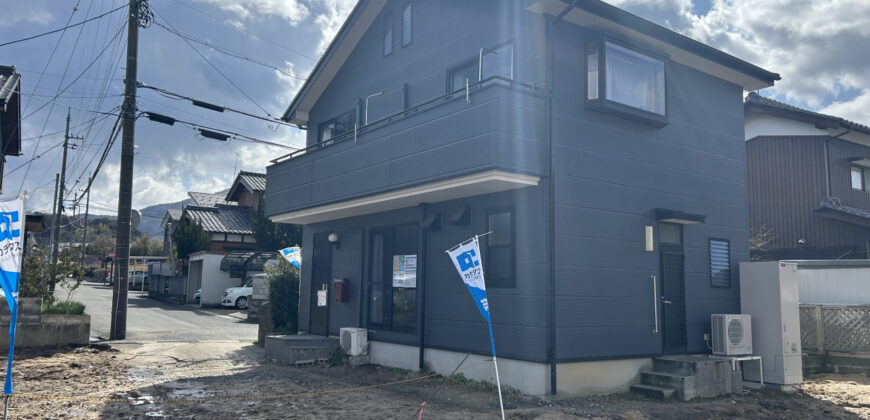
270;170;540;225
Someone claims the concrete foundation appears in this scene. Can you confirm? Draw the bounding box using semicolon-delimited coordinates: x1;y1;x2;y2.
366;341;655;396
803;352;870;376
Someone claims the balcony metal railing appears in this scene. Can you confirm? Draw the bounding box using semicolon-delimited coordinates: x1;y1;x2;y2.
270;76;543;164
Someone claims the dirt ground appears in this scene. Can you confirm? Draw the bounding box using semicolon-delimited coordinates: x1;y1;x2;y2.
2;342;869;419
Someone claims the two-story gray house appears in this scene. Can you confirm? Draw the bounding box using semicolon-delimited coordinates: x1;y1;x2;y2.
265;0;778;395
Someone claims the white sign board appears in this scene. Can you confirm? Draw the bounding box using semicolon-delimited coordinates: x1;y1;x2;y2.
316;289;327;307
392;254;417;288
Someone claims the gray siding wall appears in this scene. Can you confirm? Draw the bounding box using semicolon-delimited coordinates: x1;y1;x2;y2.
550;24;747;359
747;136;870;259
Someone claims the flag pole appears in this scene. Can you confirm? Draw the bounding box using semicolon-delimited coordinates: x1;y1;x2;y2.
488;319;506;420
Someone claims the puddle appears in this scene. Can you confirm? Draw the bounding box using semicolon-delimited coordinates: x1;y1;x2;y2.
165;381;213;400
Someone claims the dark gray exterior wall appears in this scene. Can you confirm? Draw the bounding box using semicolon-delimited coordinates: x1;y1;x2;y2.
271;0;751;364
549;23;747;359
747;136;870;259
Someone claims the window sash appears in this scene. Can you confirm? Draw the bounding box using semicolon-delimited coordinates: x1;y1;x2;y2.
318;110;355;142
604;42;665;115
485;209;515;288
401;3;412;46
853;167;865;191
383;13;393;56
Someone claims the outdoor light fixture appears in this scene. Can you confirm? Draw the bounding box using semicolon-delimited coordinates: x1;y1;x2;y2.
645;226;654;252
328;232;339;249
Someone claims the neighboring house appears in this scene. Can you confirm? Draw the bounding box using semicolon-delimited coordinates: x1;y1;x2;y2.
188;191;235;208
745;93;870;260
161;209;182;256
176;204;257;253
0;65;22;193
225;171;266;211
264;0;778;395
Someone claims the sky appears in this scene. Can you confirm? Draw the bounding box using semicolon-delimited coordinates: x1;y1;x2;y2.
1;0;868;216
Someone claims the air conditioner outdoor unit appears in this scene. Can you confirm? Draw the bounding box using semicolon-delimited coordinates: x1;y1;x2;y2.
340;327;368;356
711;314;752;356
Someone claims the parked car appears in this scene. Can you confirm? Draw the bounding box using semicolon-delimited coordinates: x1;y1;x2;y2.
104;276;114;286
127;270;149;288
194;288;201;304
221;280;253;309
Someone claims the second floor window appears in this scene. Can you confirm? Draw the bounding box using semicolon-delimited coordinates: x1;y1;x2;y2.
587;38;667;125
401;3;412;47
318;110;354;143
383;13;393;56
852;166;870;191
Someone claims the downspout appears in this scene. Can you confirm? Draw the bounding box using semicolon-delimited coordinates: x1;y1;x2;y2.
547;2;575;396
418;204;429;370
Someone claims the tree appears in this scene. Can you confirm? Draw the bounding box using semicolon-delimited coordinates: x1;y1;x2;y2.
252;196;301;250
173;219;210;260
266;259;299;333
131;235;163;256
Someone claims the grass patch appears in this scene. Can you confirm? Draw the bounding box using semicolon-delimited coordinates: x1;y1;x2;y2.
42;301;85;315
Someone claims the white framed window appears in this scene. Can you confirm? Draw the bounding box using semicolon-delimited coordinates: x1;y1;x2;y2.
383;13;393;56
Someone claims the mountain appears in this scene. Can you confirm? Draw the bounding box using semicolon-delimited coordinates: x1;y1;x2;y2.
137;198;191;239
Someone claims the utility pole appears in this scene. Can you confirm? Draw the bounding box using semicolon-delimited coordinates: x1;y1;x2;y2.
112;0;146;340
80;184;90;268
48;174;59;268
50;110;81;289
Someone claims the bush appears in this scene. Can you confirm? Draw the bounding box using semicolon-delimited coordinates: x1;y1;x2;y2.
42;301;85;315
266;259;299;334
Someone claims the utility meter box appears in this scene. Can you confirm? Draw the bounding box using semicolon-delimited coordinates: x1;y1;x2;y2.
333;279;349;302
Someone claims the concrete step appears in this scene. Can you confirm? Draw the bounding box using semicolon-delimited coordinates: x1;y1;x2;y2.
641;371;696;401
630;384;675;400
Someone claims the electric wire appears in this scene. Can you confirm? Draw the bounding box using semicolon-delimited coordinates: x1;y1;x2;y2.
141;111;299;150
152;21;305;80
152;9;274;118
0;4;127;48
137;82;297;127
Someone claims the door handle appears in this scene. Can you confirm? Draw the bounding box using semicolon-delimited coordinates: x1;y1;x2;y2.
661;296;672;304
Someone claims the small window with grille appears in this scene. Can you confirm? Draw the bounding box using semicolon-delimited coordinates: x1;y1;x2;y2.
709;238;731;288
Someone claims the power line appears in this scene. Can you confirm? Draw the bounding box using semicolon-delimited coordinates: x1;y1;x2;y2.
137;82;297;127
0;4;127;48
168;0;318;63
152;9;275;118
142;111;299;150
152;21;305;80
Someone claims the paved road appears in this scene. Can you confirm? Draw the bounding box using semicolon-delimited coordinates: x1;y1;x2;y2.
60;280;257;342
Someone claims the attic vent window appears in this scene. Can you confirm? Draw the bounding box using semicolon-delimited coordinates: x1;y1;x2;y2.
586;38;668;126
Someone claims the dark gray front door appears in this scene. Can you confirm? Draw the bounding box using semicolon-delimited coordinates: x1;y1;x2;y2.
659;223;687;354
309;233;332;336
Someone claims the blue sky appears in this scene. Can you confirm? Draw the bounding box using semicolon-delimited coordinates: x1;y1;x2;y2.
1;0;868;215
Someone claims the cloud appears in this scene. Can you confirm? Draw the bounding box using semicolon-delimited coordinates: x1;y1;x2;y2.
309;0;358;53
0;1;54;26
820;89;870;127
192;0;309;25
606;0;870;114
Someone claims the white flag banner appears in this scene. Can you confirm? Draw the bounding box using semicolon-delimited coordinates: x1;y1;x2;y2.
279;247;301;268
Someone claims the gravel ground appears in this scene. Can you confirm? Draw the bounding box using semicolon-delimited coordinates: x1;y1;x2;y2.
2;343;868;419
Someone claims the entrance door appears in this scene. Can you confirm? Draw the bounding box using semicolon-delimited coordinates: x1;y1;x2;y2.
659;223;687;354
309;233;332;336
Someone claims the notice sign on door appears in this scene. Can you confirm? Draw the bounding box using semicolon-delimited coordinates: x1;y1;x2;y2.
392;255;417;288
316;289;328;307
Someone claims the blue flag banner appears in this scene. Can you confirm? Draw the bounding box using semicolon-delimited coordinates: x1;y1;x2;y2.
446;235;505;419
0;198;25;396
447;237;490;322
279;247;301;268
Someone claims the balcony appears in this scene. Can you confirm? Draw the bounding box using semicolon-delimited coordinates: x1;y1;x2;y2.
265;80;547;224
